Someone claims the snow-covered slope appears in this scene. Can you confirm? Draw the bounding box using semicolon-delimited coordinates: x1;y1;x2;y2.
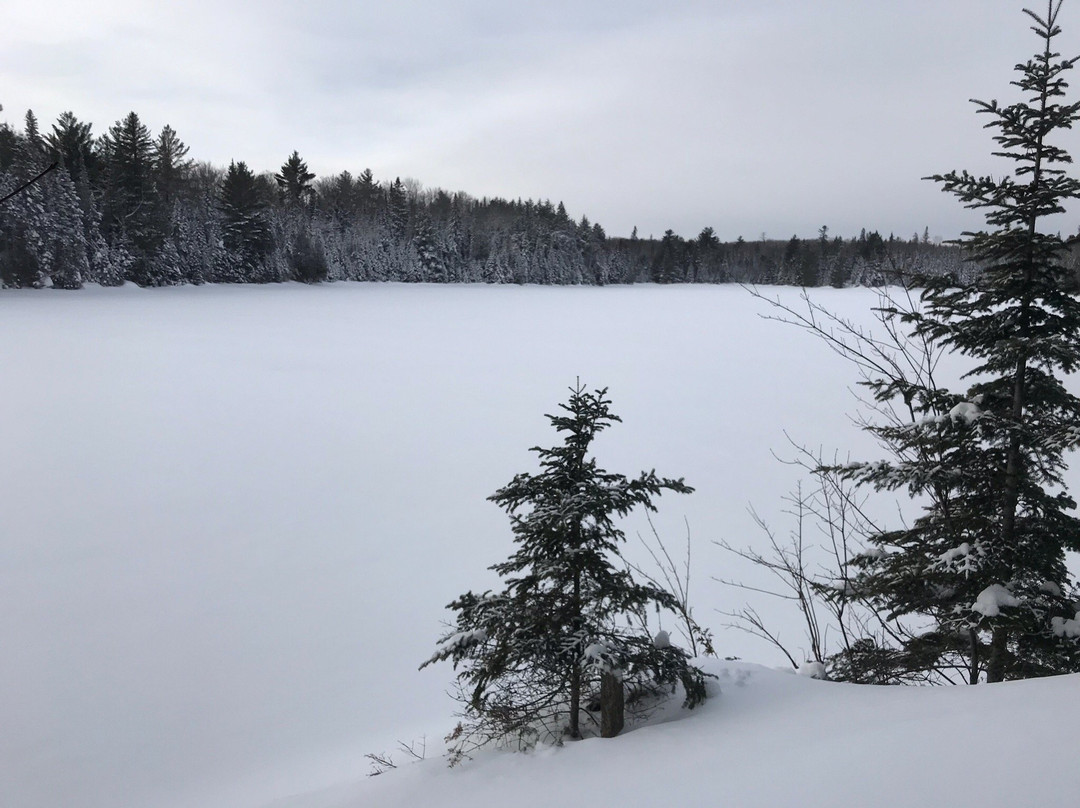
0;283;1075;808
292;661;1080;808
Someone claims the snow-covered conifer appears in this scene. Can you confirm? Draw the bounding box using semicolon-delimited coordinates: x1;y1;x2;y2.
842;1;1080;683
422;385;709;757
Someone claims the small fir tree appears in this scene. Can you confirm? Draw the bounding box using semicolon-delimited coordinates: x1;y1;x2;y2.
422;384;709;758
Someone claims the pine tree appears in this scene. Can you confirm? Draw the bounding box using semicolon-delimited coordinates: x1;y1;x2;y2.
842;1;1080;683
152;124;191;209
323;170;358;222
0;119;85;288
275;150;315;207
422;385;708;756
99;111;164;284
41;166;89;289
46;111;97;184
387;176;409;241
219;160;273;278
413;215;445;281
356;168;379;217
23;110;45;159
0;104;17;172
0;132;48;288
651;229;683;283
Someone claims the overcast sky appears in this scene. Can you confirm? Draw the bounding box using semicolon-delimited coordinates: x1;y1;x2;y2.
3;0;1077;240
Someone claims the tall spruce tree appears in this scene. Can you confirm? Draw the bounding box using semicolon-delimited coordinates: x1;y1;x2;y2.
842;1;1080;683
219;160;273;279
99;111;165;284
422;385;708;756
275;150;315;207
356;167;379;217
152;124;191;209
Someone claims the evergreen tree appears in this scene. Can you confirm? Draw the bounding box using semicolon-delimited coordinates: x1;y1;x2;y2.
651;229;683;283
99;111;164;283
0;133;48;288
0;122;86;289
422;385;708;755
275;150;315;207
46;111;97;183
0;104;16;171
23;110;45;159
322;170;358;223
356;168;379;217
41;166;89;289
219;160;273;279
286;229;328;283
413;214;445;281
387;176;410;240
841;1;1080;683
152;124;191;209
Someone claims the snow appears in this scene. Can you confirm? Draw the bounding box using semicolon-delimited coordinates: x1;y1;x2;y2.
426;628;487;664
971;584;1021;617
938;542;981;575
0;282;1077;808
582;641;619;673
948;400;982;424
1051;613;1080;639
324;661;1080;808
653;630;671;649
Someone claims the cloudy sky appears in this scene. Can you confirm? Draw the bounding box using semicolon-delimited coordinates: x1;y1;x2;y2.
3;0;1077;240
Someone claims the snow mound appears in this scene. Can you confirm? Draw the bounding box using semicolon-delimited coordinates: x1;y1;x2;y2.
797;660;827;679
971;584;1021;617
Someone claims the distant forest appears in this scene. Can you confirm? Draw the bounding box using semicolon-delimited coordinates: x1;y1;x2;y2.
0;107;990;290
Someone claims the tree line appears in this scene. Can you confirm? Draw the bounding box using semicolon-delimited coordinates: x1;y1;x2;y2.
0;106;975;289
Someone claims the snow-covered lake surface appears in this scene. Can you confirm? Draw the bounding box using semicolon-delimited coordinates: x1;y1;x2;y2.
1;283;1076;808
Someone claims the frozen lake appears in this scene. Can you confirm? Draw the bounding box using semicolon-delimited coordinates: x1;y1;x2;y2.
1;282;1072;807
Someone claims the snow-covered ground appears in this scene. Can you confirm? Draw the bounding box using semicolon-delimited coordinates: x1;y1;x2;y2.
337;659;1080;808
0;283;1075;808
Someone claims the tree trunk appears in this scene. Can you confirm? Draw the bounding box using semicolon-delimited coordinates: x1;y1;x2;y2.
968;629;980;685
986;627;1008;683
600;671;624;738
568;661;581;739
568;566;582;739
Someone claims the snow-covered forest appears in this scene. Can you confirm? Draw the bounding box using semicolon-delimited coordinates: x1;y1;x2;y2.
0;108;972;289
